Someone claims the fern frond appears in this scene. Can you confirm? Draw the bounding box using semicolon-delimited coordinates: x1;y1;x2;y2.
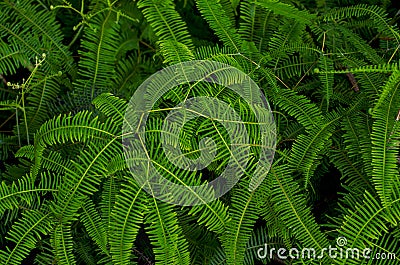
187;199;230;234
288;111;340;186
329;147;373;193
40;150;73;177
209;245;226;265
325;62;400;75
268;20;306;53
0;210;52;265
81;197;108;255
340;113;374;177
194;46;247;71
0;0;74;73
221;182;259;265
73;10;121;102
255;0;316;25
113;53;160;97
195;0;243;52
0;134;17;160
138;0;194;49
0;174;50;216
99;175;119;233
0;42;28;75
371;71;400;209
273;54;316;79
74;239;97;265
33;110;118;177
268;164;331;263
337;26;384;65
14;145;34;160
33;238;56;265
23;70;63;134
158;40;195;64
272;87;323;131
145;197;190;265
239;0;277;52
256;188;291;243
178;215;221;264
317;55;334;111
334;191;391;265
109;177;147;265
323;4;400;44
51;141;119;221
51;221;76;265
92;93;127;124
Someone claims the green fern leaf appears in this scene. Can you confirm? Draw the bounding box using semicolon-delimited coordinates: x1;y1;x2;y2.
145;197;190;265
109;178;147;265
81;198;108;255
255;0;316;25
0;0;74;73
371;71;400;210
221;182;259;265
0;210;52;265
195;0;243;52
51;221;76;265
268;164;331;263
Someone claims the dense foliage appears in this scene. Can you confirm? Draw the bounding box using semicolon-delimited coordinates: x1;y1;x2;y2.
1;0;400;264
